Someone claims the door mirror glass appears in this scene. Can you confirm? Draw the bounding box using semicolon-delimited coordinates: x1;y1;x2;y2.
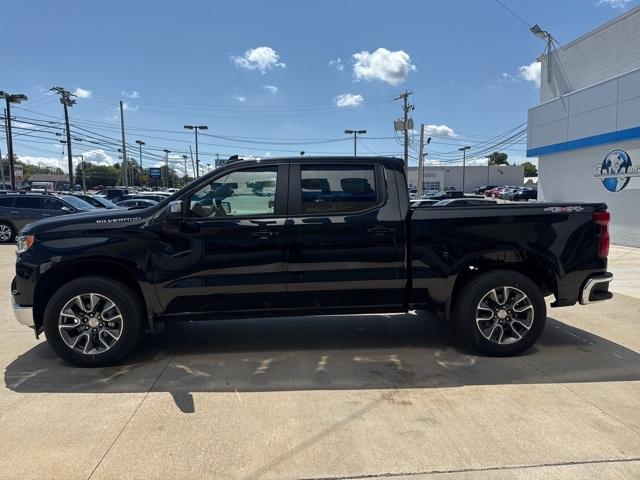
61;206;74;212
168;200;183;218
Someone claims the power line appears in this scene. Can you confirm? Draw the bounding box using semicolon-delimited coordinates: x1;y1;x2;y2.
493;0;532;29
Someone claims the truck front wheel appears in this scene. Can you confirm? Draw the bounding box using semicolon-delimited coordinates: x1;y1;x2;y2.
452;270;546;356
43;276;144;367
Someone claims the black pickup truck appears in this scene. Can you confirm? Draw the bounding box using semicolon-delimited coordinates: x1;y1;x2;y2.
12;156;613;367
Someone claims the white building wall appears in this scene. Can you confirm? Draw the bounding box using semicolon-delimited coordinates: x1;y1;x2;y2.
540;5;640;102
407;165;523;193
528;8;640;247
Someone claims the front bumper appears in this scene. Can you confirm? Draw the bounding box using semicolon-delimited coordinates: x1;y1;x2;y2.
12;302;34;327
579;272;614;305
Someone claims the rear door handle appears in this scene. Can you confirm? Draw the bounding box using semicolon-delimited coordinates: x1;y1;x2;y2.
251;230;279;239
367;226;394;236
10;211;18;214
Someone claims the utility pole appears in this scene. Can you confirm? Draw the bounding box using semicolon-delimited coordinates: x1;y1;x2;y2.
417;125;425;195
344;129;367;157
163;149;170;188
189;145;196;178
458;146;471;193
0;147;4;188
395;91;413;176
184;125;208;178
118;101;128;187
182;155;188;185
50;87;75;189
135;140;145;186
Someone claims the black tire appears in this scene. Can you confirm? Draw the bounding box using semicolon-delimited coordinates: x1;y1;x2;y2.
43;276;144;367
452;270;546;356
0;221;16;243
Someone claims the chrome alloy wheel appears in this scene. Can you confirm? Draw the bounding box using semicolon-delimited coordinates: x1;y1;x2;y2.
58;293;124;355
475;286;534;345
0;224;12;241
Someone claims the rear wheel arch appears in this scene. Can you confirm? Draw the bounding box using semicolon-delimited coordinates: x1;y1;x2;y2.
446;249;559;320
33;260;149;332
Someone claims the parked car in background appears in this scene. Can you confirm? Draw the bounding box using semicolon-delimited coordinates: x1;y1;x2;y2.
116;198;159;209
484;187;502;198
72;194;121;209
0;193;96;242
498;187;520;199
104;187;130;203
410;199;439;208
426;190;464;200
432;198;497;207
509;189;538;201
474;185;497;195
129;194;170;203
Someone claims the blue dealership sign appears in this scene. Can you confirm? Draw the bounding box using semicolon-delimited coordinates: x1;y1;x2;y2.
149;167;162;178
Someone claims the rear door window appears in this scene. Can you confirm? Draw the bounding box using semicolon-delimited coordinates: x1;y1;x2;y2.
300;165;379;214
14;197;42;209
43;198;65;210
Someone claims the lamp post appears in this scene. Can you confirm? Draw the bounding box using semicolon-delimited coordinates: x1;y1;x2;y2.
0;91;28;190
184;125;208;177
344;129;366;157
182;155;188;186
486;156;491;185
135;140;145;186
458;146;471;193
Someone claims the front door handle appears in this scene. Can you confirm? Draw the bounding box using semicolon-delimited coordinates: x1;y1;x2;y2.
251;230;279;239
367;226;394;236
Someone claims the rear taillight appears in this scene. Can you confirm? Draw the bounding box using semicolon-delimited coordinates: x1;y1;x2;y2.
593;211;610;258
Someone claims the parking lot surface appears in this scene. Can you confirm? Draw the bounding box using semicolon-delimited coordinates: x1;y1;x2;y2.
1;244;639;480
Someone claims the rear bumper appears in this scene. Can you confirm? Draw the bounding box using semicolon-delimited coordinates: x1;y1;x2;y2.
13;302;34;327
579;272;613;305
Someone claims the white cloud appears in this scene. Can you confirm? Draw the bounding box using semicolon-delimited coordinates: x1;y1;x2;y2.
597;0;632;8
81;149;118;166
262;85;278;94
73;88;92;98
329;58;344;71
423;124;457;138
122;102;138;111
519;61;541;88
121;90;140;99
231;47;286;73
334;93;364;108
352;48;416;86
232;94;247;103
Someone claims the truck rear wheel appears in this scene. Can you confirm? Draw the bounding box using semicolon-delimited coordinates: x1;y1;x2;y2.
43;276;144;367
452;270;546;356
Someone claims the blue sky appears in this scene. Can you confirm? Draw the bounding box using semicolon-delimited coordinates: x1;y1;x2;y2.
2;0;637;173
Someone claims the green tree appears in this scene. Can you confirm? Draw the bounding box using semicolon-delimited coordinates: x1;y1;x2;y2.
522;161;538;177
488;151;509;166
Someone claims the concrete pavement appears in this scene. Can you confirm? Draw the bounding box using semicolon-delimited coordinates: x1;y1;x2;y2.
1;244;639;479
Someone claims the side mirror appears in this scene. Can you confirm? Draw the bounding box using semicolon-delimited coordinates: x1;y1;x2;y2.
61;206;74;213
168;200;184;219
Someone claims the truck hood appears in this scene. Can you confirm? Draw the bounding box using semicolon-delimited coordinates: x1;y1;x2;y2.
19;207;156;236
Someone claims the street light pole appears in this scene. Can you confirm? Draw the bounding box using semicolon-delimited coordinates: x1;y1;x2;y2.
182;155;188;186
344;129;367;157
1;92;28;190
458;146;471;193
184;125;208;177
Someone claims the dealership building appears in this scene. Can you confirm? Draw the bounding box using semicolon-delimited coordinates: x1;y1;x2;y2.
527;6;640;246
407;165;523;193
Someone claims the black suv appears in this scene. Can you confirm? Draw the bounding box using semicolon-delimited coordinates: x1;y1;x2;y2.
0;193;95;242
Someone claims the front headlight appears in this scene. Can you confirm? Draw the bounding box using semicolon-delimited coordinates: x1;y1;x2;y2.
16;235;35;254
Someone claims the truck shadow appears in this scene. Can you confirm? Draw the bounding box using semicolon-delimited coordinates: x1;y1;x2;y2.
5;313;640;413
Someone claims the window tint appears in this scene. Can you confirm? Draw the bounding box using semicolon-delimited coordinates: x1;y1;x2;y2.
0;197;14;207
189;167;278;218
14;197;42;209
300;165;378;214
43;198;65;210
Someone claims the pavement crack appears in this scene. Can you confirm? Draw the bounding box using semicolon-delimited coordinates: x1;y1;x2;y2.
298;456;640;480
